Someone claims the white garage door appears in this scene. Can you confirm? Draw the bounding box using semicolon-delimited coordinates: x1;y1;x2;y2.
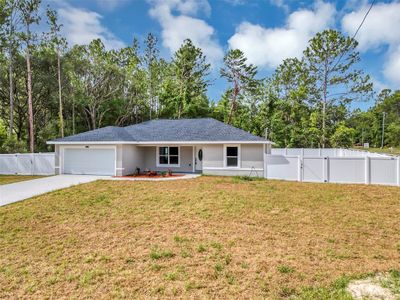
63;148;115;175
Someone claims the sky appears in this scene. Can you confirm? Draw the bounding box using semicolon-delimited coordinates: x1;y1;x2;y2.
47;0;400;110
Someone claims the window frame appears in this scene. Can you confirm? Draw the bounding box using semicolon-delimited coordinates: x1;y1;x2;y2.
223;144;241;168
156;146;180;167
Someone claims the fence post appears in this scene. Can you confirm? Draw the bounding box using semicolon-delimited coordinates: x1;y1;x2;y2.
364;156;370;185
397;157;400;186
323;157;329;183
15;154;19;175
297;156;302;182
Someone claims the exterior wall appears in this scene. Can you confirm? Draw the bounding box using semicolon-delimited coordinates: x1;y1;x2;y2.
55;143;269;176
202;143;265;177
121;145;144;176
241;144;264;169
203;144;224;168
142;146;194;172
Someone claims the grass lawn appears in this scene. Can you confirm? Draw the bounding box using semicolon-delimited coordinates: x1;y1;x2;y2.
0;176;399;298
0;175;46;185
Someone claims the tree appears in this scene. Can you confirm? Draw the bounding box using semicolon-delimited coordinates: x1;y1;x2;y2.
304;29;373;147
18;0;41;152
115;41;147;126
168;39;211;118
330;123;355;148
220;49;258;124
144;33;161;119
69;39;123;130
1;0;21;136
46;7;66;137
265;58;314;147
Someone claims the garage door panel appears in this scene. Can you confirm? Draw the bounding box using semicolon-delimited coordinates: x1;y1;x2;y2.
63;148;115;175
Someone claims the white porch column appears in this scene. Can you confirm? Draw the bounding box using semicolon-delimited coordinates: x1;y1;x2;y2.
192;146;195;173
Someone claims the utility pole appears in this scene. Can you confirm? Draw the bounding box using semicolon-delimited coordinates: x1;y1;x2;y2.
361;128;364;146
381;112;386;149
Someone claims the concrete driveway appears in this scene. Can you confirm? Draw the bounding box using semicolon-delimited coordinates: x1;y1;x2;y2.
0;175;106;207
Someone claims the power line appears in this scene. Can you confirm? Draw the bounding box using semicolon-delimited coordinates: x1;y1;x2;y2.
351;0;376;40
331;0;376;71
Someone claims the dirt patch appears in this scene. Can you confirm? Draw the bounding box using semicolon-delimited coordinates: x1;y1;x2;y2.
348;276;396;300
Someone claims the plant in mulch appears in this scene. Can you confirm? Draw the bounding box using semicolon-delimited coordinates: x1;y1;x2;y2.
135;167;141;176
160;171;167;177
168;169;173;176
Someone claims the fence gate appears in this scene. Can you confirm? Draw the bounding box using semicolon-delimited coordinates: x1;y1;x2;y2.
0;153;55;175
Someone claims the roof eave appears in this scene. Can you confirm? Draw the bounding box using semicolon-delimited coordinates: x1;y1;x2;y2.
47;140;274;145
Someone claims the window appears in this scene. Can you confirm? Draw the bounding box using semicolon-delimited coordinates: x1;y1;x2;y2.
226;146;239;167
158;146;179;166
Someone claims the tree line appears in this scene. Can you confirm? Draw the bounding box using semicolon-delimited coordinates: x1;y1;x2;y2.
0;0;399;153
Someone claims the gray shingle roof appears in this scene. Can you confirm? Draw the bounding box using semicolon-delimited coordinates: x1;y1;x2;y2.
49;118;269;143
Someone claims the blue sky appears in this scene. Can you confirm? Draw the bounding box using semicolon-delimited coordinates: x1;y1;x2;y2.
50;0;400;110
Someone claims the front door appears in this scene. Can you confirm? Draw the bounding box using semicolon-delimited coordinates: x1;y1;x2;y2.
195;146;203;171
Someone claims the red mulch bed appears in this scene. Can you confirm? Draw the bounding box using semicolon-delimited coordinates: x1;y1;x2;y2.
114;174;185;179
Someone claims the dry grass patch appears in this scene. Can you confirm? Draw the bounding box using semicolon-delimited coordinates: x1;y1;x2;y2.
0;176;399;298
0;175;46;185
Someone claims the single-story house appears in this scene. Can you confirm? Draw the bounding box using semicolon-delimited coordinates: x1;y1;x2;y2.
47;118;273;177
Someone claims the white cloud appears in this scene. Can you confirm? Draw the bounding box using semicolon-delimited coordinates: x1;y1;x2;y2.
148;0;223;63
342;1;400;86
149;0;211;16
58;6;125;50
228;1;335;68
95;0;129;11
384;46;400;86
223;0;247;6
269;0;289;13
342;2;400;51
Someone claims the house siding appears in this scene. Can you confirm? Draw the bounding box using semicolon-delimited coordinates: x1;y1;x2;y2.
121;145;145;176
202;144;224;168
202;144;267;177
241;144;264;169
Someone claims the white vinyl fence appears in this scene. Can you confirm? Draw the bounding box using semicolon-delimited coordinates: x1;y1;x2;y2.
265;148;400;186
271;148;387;157
0;153;55;175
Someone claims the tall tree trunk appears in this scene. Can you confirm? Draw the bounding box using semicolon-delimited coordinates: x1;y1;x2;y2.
227;83;239;125
8;49;14;136
322;62;328;148
57;49;64;137
26;47;34;153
